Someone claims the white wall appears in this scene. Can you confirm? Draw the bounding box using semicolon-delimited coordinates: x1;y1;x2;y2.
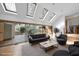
0;13;51;25
52;15;65;34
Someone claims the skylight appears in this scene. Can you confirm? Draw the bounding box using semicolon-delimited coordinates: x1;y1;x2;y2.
27;3;37;17
49;13;56;22
39;8;48;19
44;12;56;22
46;12;56;22
3;3;16;13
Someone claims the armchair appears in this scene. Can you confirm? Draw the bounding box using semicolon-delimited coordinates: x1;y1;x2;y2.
56;34;67;45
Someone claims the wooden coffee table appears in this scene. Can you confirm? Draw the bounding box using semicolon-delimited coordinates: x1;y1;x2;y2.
39;40;58;52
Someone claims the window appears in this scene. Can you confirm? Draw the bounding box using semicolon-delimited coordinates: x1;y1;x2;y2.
27;3;37;17
15;24;26;35
15;23;53;35
25;25;43;34
3;3;16;13
39;8;48;20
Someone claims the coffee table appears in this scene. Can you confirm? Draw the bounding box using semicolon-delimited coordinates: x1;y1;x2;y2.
39;40;58;52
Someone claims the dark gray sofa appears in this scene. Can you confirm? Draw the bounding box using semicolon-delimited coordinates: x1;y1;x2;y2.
53;41;79;56
68;41;79;56
28;34;50;43
53;50;69;56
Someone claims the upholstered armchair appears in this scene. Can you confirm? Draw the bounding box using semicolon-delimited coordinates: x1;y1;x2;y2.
56;34;67;45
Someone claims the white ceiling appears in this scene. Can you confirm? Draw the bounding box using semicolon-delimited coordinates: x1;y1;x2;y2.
0;3;79;25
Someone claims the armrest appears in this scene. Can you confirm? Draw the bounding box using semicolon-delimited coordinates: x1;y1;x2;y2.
28;36;33;40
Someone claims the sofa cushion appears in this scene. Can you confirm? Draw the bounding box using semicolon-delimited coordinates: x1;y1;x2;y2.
57;38;66;41
30;34;46;39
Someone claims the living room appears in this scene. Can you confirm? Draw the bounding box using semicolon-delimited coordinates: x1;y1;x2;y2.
0;2;79;56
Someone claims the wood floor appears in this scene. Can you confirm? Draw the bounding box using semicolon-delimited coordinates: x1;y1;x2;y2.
0;35;72;56
0;42;68;56
0;35;28;47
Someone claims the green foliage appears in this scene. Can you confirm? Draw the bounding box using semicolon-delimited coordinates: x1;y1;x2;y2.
25;25;40;35
20;26;26;33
